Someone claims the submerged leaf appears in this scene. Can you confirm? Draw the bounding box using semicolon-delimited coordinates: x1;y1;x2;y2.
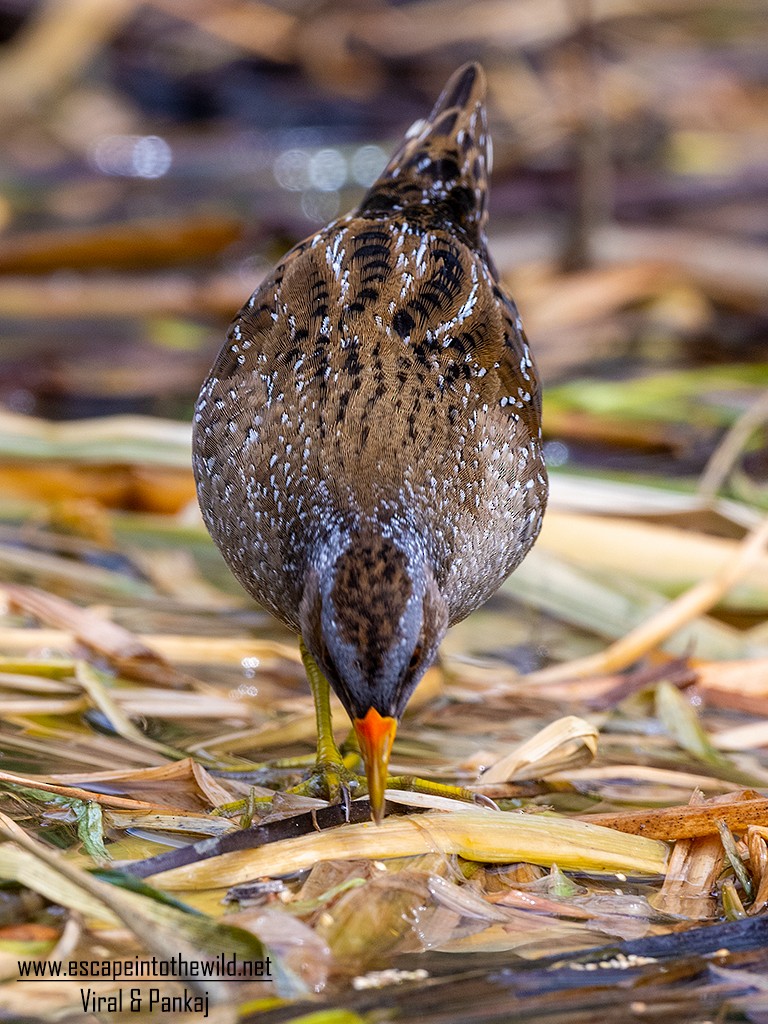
716;819;753;900
654;681;768;787
73;799;109;863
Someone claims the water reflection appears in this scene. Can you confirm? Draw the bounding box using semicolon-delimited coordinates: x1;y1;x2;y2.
90;134;173;178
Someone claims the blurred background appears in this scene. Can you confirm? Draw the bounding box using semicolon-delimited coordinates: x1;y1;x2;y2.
0;0;767;513
4;11;768;1002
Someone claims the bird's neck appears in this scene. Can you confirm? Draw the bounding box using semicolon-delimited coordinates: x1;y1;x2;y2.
302;524;430;638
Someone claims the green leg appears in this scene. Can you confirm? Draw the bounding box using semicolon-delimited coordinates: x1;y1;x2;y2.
211;641;494;819
301;637;343;770
290;638;362;803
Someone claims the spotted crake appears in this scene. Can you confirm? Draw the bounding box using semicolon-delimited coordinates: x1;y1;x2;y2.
193;62;547;819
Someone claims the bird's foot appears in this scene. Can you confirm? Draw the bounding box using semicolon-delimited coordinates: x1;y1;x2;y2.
212;752;364;823
214;768;483;823
288;750;364;810
291;771;486;818
386;775;490;807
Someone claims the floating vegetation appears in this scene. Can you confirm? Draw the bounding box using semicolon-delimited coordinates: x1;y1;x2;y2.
0;456;767;1020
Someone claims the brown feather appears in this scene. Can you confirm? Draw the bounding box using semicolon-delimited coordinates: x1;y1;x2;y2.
193;62;547;721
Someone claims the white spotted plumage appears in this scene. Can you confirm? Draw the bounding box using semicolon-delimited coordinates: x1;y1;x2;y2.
193;62;547;727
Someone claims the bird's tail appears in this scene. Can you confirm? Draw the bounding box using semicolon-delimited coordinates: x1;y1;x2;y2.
358;62;490;244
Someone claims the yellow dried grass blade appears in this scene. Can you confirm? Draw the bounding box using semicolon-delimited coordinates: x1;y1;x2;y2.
0;671;78;693
0;627;299;666
0;767;187;813
149;809;668;890
526;513;768;684
547;471;761;528
0;696;87;715
537;511;768;610
74;661;183;758
104;812;237;836
478;716;598;784
507;549;743;660
0;409;191;467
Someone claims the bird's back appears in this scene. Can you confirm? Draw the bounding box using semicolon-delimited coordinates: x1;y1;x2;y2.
193;64;547;630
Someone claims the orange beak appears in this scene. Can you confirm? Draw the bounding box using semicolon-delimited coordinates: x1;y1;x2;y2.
352;708;398;824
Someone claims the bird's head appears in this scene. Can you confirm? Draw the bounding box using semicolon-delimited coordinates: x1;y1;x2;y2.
299;530;448;822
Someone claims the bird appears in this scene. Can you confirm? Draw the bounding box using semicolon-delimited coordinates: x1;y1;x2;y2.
193;62;548;823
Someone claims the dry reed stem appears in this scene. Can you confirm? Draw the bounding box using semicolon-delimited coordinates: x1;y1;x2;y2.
524;515;768;684
0;626;300;665
698;390;768;500
583;794;768;840
149;809;669;890
0;768;190;813
652;833;725;918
